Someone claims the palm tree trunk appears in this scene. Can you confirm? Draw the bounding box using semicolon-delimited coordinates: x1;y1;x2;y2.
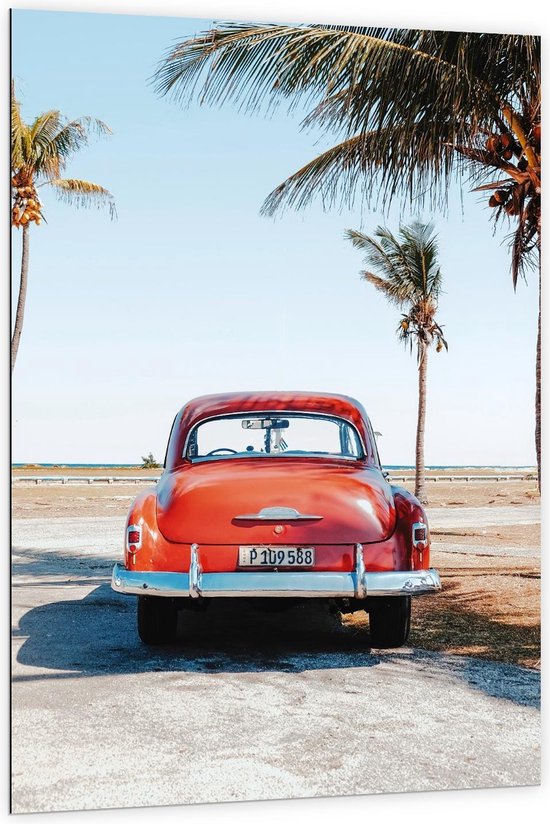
11;223;30;373
415;345;428;504
536;216;541;491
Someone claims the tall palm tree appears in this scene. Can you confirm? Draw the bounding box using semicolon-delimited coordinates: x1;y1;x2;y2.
11;82;116;372
347;222;447;503
154;25;541;486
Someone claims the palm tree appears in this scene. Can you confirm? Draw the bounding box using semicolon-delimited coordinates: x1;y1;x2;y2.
154;25;541;486
11;82;116;372
347;222;447;504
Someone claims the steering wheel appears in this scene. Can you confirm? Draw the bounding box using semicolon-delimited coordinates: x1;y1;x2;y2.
206;448;238;456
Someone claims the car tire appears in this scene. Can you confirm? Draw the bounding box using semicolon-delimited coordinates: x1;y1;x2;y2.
137;596;178;645
368;596;411;648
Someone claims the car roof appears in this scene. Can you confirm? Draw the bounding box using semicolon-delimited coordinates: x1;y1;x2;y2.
165;392;376;469
180;391;367;420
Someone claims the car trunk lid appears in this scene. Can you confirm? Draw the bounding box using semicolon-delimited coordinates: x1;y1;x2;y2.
156;458;395;545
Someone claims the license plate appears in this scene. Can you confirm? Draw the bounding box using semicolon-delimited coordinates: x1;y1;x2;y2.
238;546;315;567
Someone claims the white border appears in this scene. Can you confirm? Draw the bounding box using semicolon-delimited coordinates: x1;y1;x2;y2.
3;2;546;824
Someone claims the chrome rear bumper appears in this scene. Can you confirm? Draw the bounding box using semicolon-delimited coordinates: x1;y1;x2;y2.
111;544;441;600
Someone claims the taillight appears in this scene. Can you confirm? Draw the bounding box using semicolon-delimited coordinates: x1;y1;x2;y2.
127;523;142;553
412;522;428;549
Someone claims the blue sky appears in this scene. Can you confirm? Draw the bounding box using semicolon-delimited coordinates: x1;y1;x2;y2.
11;8;539;466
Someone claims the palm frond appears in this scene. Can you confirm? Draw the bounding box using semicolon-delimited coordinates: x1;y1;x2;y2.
11;80;27;170
470;179;512;192
155;24;536;119
155;24;539;213
27;110;65;177
509;206;538;288
263;127;462;214
399;221;442;298
301;31;538;138
347;227;412;290
30;110;62;143
349;221;446;356
48;178;117;219
156;25;539;279
362;271;412;308
348;223;443;303
157;24;477;212
35;117;112;180
154;24;378;112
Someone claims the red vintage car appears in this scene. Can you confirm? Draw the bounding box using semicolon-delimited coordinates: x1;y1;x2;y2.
112;392;441;648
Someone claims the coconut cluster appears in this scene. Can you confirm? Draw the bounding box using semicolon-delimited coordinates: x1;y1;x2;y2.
485;131;522;162
485;123;540;217
11;174;42;228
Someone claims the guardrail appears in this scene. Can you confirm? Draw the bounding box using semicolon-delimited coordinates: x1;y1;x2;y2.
11;473;536;485
12;476;160;485
389;474;537;482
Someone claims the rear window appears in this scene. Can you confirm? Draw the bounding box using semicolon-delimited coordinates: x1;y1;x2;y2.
186;413;364;461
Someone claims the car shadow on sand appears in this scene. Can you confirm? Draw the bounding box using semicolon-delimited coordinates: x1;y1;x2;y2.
12;578;540;709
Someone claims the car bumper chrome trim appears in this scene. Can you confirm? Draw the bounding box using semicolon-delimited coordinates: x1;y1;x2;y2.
189;543;201;598
111;557;441;599
354;543;367;598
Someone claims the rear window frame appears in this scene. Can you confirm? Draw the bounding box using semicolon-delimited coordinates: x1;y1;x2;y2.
183;411;367;463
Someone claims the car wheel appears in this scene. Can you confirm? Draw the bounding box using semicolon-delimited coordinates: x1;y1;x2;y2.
137;596;178;645
368;596;411;649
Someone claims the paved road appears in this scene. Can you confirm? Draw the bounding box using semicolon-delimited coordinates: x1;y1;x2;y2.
428;504;541;528
11;512;540;813
428;504;540;557
433;543;539;557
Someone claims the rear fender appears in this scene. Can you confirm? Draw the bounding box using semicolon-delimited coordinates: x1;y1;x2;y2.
390;485;430;570
124;488;190;572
